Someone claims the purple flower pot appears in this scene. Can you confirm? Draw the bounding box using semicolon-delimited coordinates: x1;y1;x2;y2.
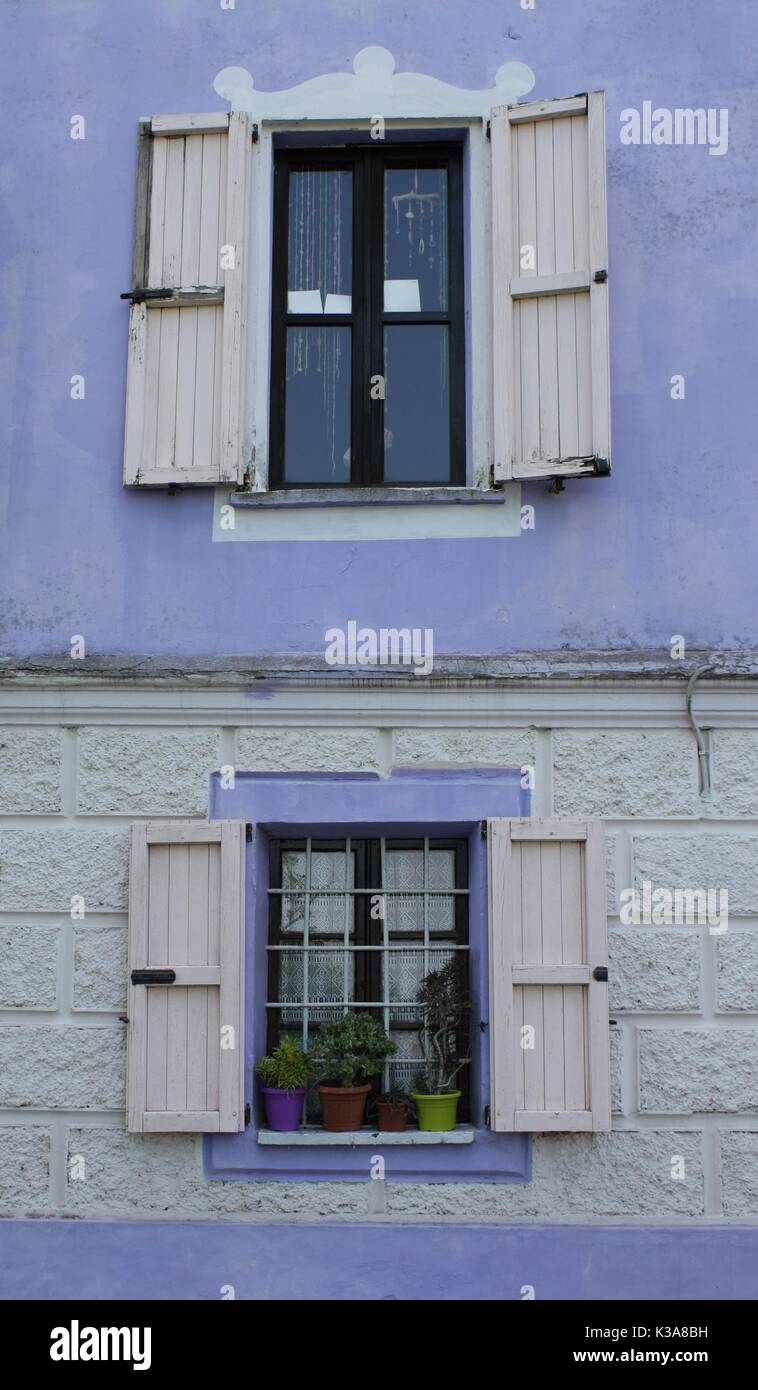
261;1087;306;1132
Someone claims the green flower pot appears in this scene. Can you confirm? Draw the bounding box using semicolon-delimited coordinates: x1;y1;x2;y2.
410;1091;461;1132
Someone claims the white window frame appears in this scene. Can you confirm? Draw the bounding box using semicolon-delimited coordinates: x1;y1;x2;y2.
246;119;490;491
212;47;537;493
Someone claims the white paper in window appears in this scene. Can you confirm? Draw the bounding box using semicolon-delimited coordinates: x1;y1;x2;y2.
323;293;352;314
384;279;421;312
287;289;323;314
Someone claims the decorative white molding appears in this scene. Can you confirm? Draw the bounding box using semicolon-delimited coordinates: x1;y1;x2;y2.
213;46;535;120
1;680;758;729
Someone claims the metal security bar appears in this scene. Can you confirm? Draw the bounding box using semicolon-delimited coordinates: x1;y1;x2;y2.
266;835;469;1109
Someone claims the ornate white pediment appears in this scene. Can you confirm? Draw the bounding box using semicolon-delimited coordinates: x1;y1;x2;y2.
214;46;535;120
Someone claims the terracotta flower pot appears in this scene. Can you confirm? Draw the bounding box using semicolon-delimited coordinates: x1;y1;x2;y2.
317;1083;370;1132
376;1101;408;1132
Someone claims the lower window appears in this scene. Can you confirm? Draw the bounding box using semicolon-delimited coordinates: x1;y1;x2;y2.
267;834;469;1120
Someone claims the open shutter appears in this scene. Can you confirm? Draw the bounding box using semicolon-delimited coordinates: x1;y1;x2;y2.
127;821;246;1133
491;92;610;481
487;818;610;1131
123;113;252;487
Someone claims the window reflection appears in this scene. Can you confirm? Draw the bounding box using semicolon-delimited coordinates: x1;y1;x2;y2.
384;326;450;483
285;327;351;483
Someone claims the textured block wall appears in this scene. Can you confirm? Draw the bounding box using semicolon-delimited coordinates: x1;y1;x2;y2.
1;703;757;1221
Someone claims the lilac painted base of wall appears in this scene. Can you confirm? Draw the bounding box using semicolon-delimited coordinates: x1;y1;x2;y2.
2;1220;757;1301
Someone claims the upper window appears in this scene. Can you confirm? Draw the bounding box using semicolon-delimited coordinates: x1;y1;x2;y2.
269;146;465;488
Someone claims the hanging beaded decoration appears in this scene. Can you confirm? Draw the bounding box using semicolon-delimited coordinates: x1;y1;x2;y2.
386;168;449;413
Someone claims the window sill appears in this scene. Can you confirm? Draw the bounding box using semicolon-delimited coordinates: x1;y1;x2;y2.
229;487;506;510
257;1124;476;1146
215;485;521;541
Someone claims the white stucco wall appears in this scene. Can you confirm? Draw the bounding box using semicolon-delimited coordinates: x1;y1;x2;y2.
1;676;757;1222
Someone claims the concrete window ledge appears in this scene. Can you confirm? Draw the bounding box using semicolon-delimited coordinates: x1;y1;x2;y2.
214;486;521;542
229;487;506;509
257;1125;477;1146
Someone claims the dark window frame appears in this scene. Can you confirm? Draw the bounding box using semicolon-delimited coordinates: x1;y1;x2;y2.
266;834;470;1121
269;144;465;488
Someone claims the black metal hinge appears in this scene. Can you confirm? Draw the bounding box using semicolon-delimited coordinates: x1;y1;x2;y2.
593;269;608;283
246;822;253;842
593;966;608;982
130;969;176;985
251;124;259;143
480;819;488;840
244;1102;251;1126
120;287;171;304
486;119;491;141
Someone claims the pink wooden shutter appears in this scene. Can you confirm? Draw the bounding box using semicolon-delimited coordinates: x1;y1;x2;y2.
491;92;610;481
487;818;610;1131
123;112;252;487
127;821;246;1133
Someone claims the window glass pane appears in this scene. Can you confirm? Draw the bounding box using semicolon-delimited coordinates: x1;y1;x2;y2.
384;848;455;932
280;847;355;934
387;946;455;1021
383;326;450;482
288;169;352;313
384;166;448;311
280;950;355;1021
285;327;351;483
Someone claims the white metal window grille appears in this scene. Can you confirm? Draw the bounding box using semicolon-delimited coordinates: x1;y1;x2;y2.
267;835;469;1114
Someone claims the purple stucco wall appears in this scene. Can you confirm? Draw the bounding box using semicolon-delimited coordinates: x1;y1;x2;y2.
3;1219;758;1300
2;0;756;660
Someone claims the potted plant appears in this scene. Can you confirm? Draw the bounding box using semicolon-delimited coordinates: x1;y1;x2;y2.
256;1037;311;1132
410;956;470;1131
374;1086;409;1133
315;1012;395;1131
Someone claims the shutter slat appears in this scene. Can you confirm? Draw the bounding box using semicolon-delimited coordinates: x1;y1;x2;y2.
488;817;610;1132
492;92;610;481
123;114;251;487
516;1110;593;1131
152;113;229;135
127;820;246;1134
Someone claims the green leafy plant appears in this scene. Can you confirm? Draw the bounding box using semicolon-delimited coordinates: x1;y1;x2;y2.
257;1037;311;1092
414;956;470;1095
314;1012;395;1088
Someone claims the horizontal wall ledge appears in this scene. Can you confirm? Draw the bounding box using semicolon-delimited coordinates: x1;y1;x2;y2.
257;1125;476;1147
2;650;758;685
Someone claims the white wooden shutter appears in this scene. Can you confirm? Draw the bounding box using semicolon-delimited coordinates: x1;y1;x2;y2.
127;821;246;1133
123;113;252;487
487;818;610;1131
491;92;610;481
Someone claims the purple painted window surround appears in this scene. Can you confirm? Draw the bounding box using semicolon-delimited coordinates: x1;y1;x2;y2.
205;769;531;1182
